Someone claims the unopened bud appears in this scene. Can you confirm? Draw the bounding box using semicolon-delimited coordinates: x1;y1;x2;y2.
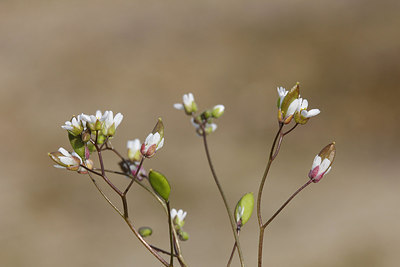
212;105;225;118
139;227;153;237
309;142;336;183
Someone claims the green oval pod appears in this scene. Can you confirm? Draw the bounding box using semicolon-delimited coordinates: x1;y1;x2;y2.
235;192;254;226
149;170;171;201
138;226;153;237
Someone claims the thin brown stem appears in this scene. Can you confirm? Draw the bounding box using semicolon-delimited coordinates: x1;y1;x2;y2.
256;122;284;267
262;180;312;229
124;157;145;195
150;245;178;257
202;131;245;267
124;217;170;267
227;229;240;267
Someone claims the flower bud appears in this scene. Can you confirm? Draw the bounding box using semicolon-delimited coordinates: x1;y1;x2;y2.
235;192;254;227
277;83;300;124
49;148;83;171
200;110;212;121
127;139;142;162
141;118;165;158
309;142;336;183
81;130;91;143
178;230;189;241
138;227;153;237
212;105;225;118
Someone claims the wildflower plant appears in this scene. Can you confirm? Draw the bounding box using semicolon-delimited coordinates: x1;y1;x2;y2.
49;83;336;267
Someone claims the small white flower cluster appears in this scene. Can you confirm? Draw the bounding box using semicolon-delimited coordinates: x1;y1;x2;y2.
174;93;224;136
62;110;123;137
277;85;320;124
171;208;189;241
171;208;187;224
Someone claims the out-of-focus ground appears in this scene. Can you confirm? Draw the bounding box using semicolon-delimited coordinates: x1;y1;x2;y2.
1;0;399;266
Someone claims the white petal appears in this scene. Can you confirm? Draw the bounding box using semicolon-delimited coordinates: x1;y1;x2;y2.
318;159;331;175
301;99;308;110
114;113;123;128
171;209;177;219
311;155;321;170
58;147;70;157
306;109;320;118
53;165;66;169
95;110;103;119
59;156;76;166
174;103;184;110
286;99;300;117
157;138;164;150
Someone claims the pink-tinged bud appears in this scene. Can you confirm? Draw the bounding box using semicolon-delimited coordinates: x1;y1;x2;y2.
49;147;90;173
140;118;165;158
308;142;336;183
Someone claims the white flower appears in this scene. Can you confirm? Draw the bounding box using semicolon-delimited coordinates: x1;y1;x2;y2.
81;110;107;125
171;208;187;227
103;110;123;135
140;132;164;158
81;110;123;136
174;93;197;114
294;98;320;124
127;139;141;162
236;206;245;223
61;115;86;135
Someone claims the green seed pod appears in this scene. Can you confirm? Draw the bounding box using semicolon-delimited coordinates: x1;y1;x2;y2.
138;226;153;237
235;192;254;226
149;170;171;201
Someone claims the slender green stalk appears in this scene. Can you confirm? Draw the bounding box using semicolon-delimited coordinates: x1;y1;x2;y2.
226;229;240;267
202;132;245;267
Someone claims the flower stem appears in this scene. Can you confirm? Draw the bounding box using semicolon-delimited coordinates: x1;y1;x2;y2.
226;229;240;267
202;132;245;267
256;122;283;267
262;180;312;229
166;201;174;267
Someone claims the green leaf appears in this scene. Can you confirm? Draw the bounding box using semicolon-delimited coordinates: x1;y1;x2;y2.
235;192;254;226
68;132;85;159
149;170;171;201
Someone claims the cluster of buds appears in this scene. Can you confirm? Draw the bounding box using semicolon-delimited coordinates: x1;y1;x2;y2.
171;208;189;241
277;83;320;124
174;93;224;136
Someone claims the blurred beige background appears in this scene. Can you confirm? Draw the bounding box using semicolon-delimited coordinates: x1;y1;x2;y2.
1;0;399;266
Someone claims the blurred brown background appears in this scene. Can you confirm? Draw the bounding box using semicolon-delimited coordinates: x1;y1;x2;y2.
1;0;399;266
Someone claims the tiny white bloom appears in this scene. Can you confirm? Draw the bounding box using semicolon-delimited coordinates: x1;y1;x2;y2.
174;93;197;114
171;208;187;222
61;115;86;135
295;98;320;124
